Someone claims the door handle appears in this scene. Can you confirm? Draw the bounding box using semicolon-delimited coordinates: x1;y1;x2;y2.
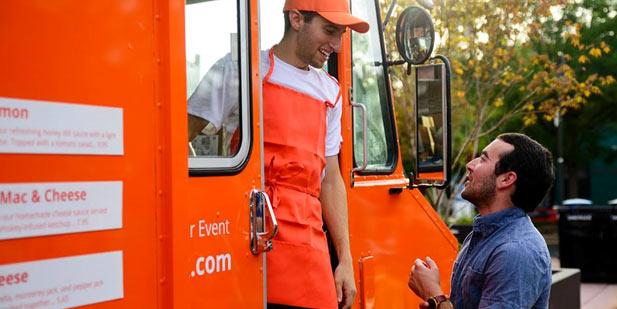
249;189;278;255
352;101;368;173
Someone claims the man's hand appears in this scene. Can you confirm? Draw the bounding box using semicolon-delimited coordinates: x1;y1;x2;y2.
408;256;443;300
188;114;208;142
334;260;356;309
320;156;356;308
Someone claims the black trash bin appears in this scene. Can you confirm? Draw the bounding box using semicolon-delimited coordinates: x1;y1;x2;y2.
610;207;617;280
557;205;617;282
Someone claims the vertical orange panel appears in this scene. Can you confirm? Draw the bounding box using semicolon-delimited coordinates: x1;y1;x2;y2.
0;1;159;307
163;0;265;307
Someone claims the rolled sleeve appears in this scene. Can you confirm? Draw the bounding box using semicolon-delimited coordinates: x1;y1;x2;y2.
324;96;342;157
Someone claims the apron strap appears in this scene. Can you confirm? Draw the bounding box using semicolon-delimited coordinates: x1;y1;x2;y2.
264;48;276;83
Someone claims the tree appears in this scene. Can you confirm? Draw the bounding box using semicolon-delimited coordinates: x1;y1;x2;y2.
513;0;617;200
381;0;614;217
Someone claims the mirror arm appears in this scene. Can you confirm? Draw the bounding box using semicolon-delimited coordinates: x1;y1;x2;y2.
382;0;398;29
375;59;413;75
376;60;415;77
374;60;406;67
415;184;434;189
410;182;438;190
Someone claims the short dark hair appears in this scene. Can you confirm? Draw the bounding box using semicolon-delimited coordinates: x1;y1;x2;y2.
494;133;555;212
283;10;318;35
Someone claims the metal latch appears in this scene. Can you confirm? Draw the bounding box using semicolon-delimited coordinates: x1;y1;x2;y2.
249;189;278;255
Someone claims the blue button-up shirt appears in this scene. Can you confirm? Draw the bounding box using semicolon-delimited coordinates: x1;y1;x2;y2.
450;207;551;308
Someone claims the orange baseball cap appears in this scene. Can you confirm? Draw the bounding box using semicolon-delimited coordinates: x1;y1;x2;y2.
284;0;370;33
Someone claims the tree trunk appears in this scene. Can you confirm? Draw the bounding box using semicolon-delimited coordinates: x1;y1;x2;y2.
566;163;579;199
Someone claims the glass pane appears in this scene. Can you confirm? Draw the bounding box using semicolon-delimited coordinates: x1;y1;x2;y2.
351;0;392;170
186;0;241;159
416;64;445;178
259;0;285;51
391;65;417;177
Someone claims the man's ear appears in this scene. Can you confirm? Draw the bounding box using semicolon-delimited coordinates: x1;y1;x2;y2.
497;171;517;190
287;9;305;31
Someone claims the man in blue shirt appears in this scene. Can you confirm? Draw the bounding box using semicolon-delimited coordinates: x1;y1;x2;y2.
408;133;555;308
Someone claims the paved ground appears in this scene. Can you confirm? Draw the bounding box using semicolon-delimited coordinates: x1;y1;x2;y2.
581;284;617;309
552;257;617;308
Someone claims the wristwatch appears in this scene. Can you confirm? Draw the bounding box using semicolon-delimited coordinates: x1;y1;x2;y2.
427;295;452;309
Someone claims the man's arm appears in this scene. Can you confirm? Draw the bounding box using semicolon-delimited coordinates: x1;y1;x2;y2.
187;53;237;143
188;114;208;142
320;155;356;309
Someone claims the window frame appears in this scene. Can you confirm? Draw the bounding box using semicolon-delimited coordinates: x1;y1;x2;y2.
187;0;253;176
350;0;399;175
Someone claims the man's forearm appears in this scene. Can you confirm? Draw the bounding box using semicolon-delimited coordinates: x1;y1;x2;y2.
320;156;352;263
321;156;357;307
188;114;208;142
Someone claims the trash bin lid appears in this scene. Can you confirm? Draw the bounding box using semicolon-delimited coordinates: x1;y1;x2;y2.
563;198;592;206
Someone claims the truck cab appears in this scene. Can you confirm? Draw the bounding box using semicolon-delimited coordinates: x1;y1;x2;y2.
0;0;456;307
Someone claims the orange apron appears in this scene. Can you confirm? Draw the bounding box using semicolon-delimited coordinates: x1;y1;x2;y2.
264;49;339;309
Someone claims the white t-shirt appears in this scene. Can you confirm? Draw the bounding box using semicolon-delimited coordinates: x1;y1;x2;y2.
188;50;343;157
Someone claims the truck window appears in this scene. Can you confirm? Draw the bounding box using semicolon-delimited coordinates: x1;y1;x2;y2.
259;0;285;50
186;0;251;172
351;0;397;173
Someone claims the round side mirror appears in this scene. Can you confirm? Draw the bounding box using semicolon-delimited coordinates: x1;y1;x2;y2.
396;6;435;65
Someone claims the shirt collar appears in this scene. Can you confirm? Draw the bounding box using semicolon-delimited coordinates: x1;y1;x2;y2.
472;207;525;237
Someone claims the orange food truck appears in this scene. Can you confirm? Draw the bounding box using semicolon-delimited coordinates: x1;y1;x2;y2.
0;0;457;307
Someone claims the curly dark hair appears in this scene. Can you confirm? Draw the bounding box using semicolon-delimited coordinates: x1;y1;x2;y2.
494;133;555;212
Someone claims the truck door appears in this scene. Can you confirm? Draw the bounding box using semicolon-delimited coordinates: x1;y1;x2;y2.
342;0;457;307
174;0;272;307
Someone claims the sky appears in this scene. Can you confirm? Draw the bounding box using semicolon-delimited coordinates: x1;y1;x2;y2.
185;0;285;81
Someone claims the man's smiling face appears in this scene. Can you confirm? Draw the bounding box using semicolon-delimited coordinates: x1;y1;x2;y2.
295;14;346;68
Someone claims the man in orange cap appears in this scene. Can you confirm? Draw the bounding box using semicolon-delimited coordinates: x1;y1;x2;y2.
262;2;369;308
188;0;369;308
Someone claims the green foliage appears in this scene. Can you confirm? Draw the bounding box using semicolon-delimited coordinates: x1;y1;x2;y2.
452;215;474;226
380;0;615;215
508;0;617;197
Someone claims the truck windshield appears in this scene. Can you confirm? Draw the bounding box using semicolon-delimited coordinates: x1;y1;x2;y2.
351;0;397;173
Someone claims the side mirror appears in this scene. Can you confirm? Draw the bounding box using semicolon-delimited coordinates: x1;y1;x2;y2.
413;58;451;188
396;6;435;65
392;5;451;189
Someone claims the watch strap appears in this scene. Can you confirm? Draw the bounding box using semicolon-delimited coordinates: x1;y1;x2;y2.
427;294;449;309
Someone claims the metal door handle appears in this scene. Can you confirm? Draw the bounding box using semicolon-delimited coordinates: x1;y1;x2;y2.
249;189;278;255
352;102;368;173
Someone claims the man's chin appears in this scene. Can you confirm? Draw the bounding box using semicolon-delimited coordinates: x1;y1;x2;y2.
310;61;326;69
461;191;473;203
